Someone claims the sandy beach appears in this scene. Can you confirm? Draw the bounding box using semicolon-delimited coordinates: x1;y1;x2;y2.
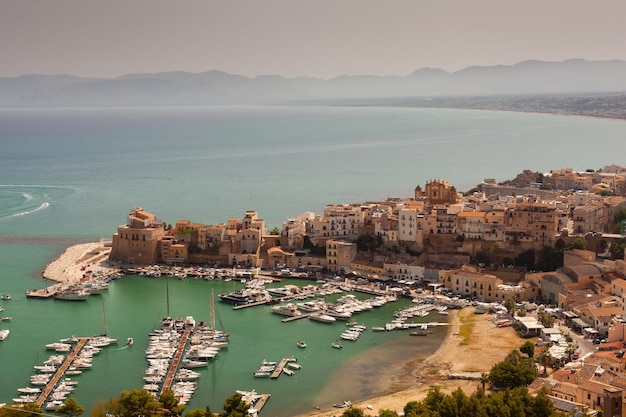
298;308;523;417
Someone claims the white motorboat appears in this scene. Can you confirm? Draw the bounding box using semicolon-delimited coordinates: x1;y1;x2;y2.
181;359;208;369
297;340;307;348
0;329;9;341
17;387;41;394
271;303;301;317
282;367;294;376
309;312;337;323
331;342;343;349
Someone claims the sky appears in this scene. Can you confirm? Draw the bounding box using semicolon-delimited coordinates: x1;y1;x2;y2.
2;0;626;79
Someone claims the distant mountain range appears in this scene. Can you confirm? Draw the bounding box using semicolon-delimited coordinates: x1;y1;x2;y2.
1;59;625;107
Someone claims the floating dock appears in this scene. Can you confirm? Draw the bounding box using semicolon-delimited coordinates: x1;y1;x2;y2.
281;312;312;322
270;357;296;379
254;394;271;412
35;338;88;406
160;329;192;395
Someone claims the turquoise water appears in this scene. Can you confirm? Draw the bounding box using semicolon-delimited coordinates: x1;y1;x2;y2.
1;105;625;414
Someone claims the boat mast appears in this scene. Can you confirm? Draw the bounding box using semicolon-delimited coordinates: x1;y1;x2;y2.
166;276;170;318
210;289;215;331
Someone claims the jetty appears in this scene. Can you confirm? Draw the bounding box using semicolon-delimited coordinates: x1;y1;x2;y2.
35;338;88;407
270;357;296;379
254;394;271;412
160;329;192;395
281;312;313;322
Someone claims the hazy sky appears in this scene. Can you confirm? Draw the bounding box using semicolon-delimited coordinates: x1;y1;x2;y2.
2;0;626;79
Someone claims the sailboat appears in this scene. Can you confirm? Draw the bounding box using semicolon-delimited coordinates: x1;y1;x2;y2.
90;301;118;346
195;290;229;345
160;275;173;330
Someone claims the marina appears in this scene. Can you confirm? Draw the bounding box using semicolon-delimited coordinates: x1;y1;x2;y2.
3;269;454;414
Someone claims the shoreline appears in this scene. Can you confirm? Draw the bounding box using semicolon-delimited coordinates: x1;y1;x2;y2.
297;308;523;417
40;242;524;415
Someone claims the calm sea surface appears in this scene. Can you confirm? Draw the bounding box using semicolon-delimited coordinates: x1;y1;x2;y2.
1;106;625;414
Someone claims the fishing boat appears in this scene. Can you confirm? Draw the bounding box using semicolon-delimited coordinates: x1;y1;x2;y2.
54;289;90;301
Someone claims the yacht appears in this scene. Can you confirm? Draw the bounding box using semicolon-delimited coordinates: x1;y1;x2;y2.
219;288;272;305
308;312;337;323
271;303;301;317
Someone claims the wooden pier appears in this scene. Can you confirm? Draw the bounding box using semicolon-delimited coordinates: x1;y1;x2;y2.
254;394;271;412
270;357;296;379
35;338;88;406
232;299;274;310
160;329;192;395
281;312;312;322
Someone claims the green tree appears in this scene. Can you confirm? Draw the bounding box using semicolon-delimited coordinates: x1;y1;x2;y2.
503;298;516;316
219;393;250;417
520;341;535;358
158;390;186;417
378;410;399;417
356;233;383;252
184;409;209;417
56;398;85;417
537;311;556;328
536;348;552;376
480;372;490;393
514;249;535;269
105;388;163;417
489;350;538;390
341;408;368;417
422;386;445;414
0;403;44;417
609;240;626;260
404;400;428;417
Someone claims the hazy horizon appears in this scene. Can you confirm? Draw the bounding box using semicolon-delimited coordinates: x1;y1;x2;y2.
2;0;626;79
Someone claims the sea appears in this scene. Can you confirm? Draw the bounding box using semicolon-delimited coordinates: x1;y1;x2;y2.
1;105;625;415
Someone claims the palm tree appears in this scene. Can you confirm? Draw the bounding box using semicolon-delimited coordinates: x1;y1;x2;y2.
480;372;490;393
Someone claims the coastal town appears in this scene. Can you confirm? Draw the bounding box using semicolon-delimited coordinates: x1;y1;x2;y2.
13;163;626;416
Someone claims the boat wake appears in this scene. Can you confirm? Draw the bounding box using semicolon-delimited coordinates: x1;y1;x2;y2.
0;201;50;220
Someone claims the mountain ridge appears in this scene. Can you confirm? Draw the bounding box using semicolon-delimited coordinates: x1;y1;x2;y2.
1;59;625;107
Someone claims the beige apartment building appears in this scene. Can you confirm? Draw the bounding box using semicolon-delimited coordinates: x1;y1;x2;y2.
573;202;606;234
442;266;503;302
506;203;560;247
326;239;357;272
457;211;485;240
